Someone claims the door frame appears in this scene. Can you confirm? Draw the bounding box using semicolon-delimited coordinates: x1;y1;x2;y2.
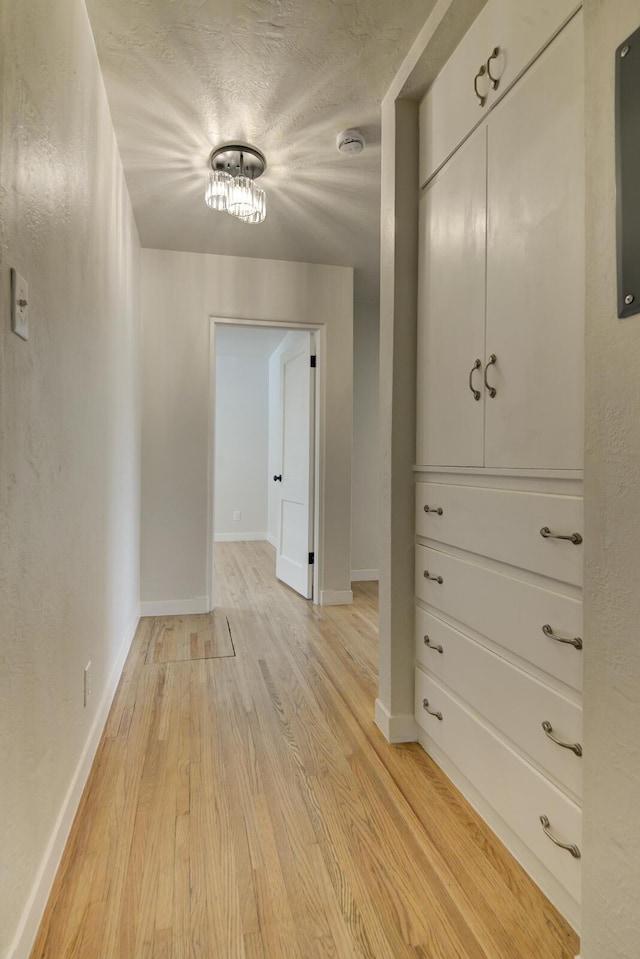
207;316;324;608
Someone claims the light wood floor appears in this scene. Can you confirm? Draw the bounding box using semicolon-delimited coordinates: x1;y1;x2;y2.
30;541;579;958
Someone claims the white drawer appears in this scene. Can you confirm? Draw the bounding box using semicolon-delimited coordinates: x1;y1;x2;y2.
414;545;583;691
416;482;583;586
415;669;581;904
418;0;580;186
415;607;582;798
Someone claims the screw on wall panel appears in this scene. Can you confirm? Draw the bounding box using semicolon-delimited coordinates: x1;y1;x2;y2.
625;293;635;305
621;44;630;57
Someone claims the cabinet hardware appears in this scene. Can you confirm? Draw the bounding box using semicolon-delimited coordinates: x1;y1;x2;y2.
539;527;582;545
423;570;444;584
273;474;282;482
541;721;582;756
539;815;581;859
487;46;501;89
484;353;497;397
422;698;443;720
468;358;482;400
423;635;444;653
423;505;443;515
473;65;487;106
542;624;583;650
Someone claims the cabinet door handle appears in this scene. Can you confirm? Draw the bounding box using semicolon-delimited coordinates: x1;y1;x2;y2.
541;721;582;756
542;624;583;650
423;570;443;584
273;474;282;482
487;46;501;89
422;698;443;720
484;353;497;397
423;635;444;653
423;505;443;515
473;65;487;106
539;815;581;859
540;527;582;545
468;358;482;400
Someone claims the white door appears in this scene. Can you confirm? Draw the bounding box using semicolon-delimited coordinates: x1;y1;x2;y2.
275;333;315;598
484;13;584;469
416;127;487;468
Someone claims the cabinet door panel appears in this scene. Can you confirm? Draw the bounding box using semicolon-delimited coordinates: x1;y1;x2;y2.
417;129;486;468
419;0;580;186
485;13;584;469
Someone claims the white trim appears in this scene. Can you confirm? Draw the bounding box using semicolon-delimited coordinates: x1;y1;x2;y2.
319;589;353;606
8;606;140;959
214;531;268;543
375;699;418;743
140;596;209;617
351;568;380;582
266;532;278;549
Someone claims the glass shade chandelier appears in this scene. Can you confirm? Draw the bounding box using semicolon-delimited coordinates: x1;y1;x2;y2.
205;144;267;224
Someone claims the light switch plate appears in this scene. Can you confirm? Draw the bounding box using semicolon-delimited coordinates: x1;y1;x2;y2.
11;267;28;340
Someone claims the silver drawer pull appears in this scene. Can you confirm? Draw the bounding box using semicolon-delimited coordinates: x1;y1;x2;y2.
423;570;444;584
540;526;583;545
541;721;582;757
542;624;583;650
423;635;444;653
422;698;443;720
468;358;482;400
539;815;581;859
423;505;444;515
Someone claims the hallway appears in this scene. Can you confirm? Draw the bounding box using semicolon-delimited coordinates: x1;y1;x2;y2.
30;542;579;958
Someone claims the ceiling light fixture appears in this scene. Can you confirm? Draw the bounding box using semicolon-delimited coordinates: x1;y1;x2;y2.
205;144;267;224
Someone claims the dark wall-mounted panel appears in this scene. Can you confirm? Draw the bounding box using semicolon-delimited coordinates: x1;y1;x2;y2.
616;26;640;319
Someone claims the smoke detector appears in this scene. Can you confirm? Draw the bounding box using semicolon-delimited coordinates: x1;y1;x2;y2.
336;129;366;156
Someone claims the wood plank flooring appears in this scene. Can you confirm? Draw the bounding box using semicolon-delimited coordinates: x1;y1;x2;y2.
30;541;579;958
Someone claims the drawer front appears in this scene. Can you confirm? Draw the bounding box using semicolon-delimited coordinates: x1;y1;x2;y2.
419;0;580;186
416;482;583;586
415;669;582;903
414;545;583;691
415;606;582;798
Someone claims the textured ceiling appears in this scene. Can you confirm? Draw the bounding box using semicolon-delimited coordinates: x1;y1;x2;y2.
85;0;437;305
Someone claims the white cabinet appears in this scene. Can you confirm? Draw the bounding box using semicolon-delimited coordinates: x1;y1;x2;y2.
413;3;585;930
419;0;581;185
416;12;584;471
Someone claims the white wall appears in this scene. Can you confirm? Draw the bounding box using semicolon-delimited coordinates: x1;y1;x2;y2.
214;346;270;540
0;0;141;955
582;3;640;957
141;250;353;609
352;303;380;580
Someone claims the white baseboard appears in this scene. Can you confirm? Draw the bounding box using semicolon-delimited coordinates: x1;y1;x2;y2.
319;588;353;606
351;568;380;582
140;596;209;616
214;532;268;543
8;606;140;959
266;533;277;549
375;699;418;743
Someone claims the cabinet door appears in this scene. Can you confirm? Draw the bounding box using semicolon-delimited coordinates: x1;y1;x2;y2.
484;13;584;470
416;128;486;468
419;0;581;186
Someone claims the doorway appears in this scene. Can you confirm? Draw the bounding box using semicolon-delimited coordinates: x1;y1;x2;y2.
208;320;320;607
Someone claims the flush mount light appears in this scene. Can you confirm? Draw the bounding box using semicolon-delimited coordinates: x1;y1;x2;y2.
336;129;366;156
205;144;267;224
